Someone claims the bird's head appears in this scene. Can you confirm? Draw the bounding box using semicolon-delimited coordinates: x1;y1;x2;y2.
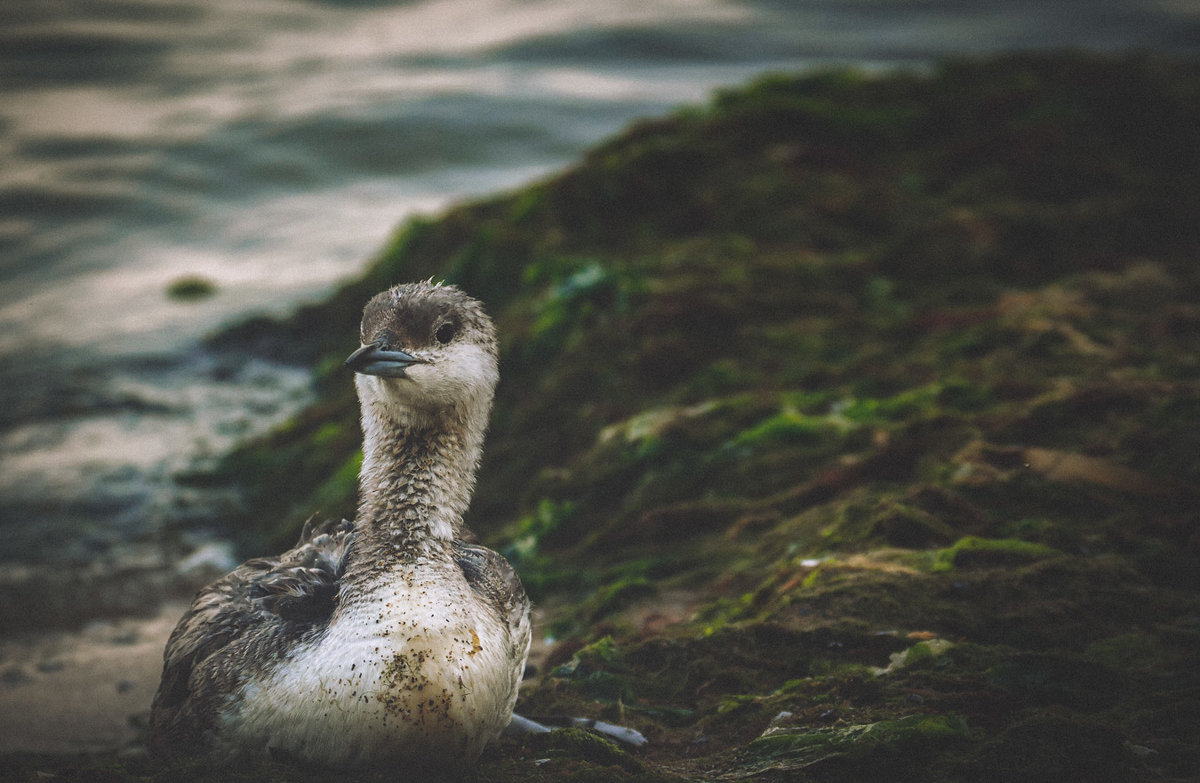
346;281;498;430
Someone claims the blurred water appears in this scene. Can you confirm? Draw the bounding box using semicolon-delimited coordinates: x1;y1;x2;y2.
0;0;1194;589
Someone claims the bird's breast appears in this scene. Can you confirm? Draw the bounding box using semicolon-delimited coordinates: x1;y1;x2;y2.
216;564;520;767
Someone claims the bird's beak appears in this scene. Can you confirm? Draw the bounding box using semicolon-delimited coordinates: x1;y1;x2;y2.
345;342;424;377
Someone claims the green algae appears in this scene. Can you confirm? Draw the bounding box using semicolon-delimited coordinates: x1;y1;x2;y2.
166;275;218;301
528;727;646;774
874;638;955;675
582;578;658;623
926;536;1060;572
743;713;973;768
950;709;1134;783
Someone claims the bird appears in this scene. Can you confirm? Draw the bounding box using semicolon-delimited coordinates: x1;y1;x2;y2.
148;281;531;770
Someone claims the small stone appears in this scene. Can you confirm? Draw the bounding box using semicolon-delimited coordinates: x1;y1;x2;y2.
1;666;31;686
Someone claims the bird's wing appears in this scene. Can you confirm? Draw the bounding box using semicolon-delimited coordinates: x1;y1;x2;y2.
250;517;356;621
151;558;274;714
150;519;356;750
451;540;530;635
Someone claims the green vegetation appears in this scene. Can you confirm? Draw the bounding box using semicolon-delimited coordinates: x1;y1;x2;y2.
19;52;1200;782
166;275;218;301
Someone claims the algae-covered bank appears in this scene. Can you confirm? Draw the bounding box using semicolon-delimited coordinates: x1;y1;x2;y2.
12;52;1200;782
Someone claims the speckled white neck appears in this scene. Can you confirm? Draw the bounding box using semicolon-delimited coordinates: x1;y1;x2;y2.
355;371;491;548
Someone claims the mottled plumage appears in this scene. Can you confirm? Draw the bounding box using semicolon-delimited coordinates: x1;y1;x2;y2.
149;282;530;768
149;518;356;753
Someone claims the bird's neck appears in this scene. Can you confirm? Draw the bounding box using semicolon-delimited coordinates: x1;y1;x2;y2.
353;404;485;557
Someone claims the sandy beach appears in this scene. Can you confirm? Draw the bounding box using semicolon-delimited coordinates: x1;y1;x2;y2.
0;603;188;756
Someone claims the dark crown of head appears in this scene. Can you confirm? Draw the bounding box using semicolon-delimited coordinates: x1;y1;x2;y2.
360;283;495;353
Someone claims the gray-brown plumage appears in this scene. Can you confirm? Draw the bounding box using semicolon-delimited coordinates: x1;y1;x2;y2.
149;282;530;768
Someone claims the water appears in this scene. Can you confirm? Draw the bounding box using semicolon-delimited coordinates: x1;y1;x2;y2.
0;0;1194;611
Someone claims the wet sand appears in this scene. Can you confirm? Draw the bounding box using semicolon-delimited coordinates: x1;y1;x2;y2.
0;603;188;756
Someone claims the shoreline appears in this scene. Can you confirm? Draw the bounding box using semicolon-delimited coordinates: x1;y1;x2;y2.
0;603;189;757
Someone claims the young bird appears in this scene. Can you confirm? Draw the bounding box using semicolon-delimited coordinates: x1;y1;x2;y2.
149;282;530;770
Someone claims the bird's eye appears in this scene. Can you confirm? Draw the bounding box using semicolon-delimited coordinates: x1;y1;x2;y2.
435;322;458;344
